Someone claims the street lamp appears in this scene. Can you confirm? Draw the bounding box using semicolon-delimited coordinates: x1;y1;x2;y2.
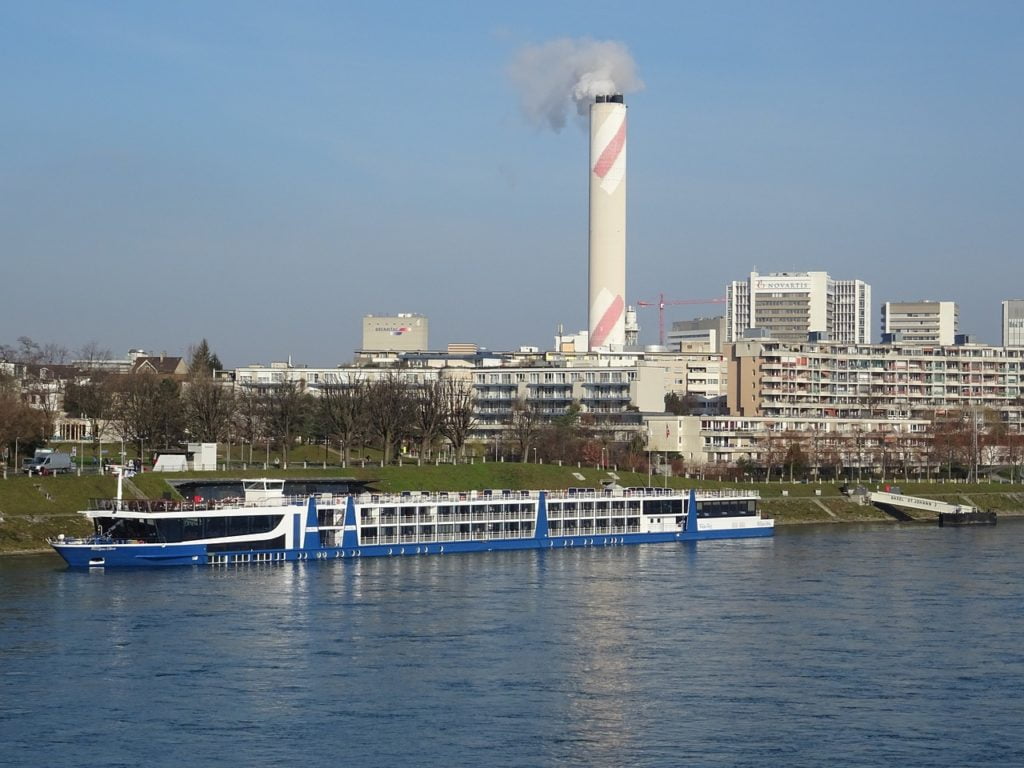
532;447;537;464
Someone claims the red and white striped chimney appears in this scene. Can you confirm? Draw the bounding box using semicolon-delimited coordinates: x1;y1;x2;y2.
588;94;627;351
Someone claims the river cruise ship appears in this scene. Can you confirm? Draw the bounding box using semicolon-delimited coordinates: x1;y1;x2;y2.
50;478;773;568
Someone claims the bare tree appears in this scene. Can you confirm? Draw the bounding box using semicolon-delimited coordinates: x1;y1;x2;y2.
320;374;367;464
760;425;785;482
821;434;844;481
63;373;114;443
975;407;1005;479
4;336;68;364
234;386;265;463
412;378;446;459
507;397;542;463
75;341;112;367
891;431;913;481
440;378;477;458
869;428;891;482
850;424;872;481
260;381;310;466
364;374;416;464
109;375;183;457
782;431;808;481
182;376;237;442
931;409;972;479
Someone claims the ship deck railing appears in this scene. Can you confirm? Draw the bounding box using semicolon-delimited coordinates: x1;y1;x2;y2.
88;488;759;514
355;487;760;505
694;488;761;499
355;490;539;504
87;497;308;513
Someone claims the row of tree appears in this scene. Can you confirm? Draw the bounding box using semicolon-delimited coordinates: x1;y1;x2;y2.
58;366;483;466
0;336;122;368
503;401;648;470
720;410;1024;483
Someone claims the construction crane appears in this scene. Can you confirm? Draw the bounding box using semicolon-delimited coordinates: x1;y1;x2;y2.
635;293;727;347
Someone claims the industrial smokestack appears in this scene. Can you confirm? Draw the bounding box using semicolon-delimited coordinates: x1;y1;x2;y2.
507;39;641;351
589;94;627;350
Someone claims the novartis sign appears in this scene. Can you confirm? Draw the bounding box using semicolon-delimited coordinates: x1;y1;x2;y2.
754;280;810;291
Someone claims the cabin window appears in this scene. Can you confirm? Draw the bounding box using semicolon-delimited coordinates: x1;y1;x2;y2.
154;514;283;541
643;499;682;518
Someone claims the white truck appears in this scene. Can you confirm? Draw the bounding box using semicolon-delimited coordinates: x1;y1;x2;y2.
22;449;74;475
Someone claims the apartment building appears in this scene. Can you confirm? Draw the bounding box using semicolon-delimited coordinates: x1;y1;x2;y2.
645;413;931;470
233;358;667;443
725;340;1024;428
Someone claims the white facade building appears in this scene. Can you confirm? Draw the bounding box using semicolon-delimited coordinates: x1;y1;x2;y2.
1003;300;1024;347
881;301;958;346
726;271;871;344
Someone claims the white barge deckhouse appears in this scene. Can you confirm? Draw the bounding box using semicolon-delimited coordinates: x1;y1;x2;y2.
50;479;773;568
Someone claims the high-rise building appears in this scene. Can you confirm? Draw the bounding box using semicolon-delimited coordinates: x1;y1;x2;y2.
726;271;871;344
1003;300;1024;347
881;301;958;345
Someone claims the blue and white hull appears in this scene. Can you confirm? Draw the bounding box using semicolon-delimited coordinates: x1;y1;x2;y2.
51;486;773;568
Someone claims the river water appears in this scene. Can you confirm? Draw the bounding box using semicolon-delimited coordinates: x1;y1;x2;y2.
2;522;1023;767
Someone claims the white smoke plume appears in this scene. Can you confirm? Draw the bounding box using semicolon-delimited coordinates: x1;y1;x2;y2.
508;38;644;132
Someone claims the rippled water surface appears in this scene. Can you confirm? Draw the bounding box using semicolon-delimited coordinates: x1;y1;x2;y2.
2;522;1023;767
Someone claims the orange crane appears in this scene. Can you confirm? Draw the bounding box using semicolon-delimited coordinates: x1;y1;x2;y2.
636;293;727;346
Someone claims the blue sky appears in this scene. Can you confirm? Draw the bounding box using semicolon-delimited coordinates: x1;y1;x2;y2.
2;1;1022;365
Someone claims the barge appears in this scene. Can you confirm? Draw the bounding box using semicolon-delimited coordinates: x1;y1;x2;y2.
938;508;998;527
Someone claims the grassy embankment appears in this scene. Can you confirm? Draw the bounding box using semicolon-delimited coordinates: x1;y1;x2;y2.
0;473;116;553
2;463;1022;554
